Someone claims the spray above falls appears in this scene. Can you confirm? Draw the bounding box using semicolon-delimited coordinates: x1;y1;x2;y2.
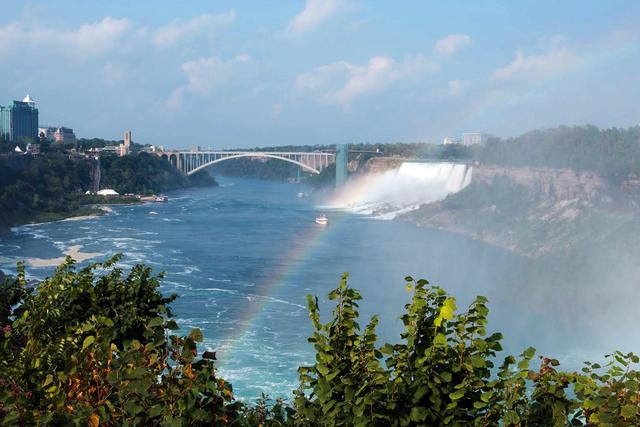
325;162;473;219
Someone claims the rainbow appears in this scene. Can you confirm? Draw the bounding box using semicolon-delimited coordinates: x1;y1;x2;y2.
215;202;351;359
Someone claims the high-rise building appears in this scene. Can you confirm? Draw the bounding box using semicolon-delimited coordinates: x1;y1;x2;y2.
0;95;39;142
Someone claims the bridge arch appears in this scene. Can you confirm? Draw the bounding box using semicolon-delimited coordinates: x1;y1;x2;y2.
169;153;178;168
186;153;321;175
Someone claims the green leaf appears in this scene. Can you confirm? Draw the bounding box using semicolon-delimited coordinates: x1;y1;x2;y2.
317;364;330;376
43;374;54;387
450;389;466;400
82;335;95;351
188;328;204;342
148;317;164;328
470;355;486;368
434;333;447;347
481;391;494;402
410;406;427;422
621;404;638;418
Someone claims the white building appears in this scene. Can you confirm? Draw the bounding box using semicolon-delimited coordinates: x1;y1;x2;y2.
462;133;487;146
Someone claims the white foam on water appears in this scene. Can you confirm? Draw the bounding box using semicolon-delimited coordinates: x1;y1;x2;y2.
325;161;472;219
200;287;238;295
175;265;201;276
246;293;306;310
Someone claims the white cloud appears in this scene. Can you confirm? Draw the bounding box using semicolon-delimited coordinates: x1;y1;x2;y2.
296;54;436;108
0;17;131;59
284;0;345;36
177;54;252;95
493;36;579;81
102;63;126;85
0;12;238;58
434;34;472;57
152;11;236;48
296;61;351;91
447;79;470;97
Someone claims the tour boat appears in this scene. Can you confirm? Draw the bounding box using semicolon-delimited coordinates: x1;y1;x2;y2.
154;195;169;202
315;214;328;225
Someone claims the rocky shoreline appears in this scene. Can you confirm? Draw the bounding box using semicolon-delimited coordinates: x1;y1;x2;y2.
398;202;528;256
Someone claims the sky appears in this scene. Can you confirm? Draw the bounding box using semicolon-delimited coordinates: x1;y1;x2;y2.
0;0;639;149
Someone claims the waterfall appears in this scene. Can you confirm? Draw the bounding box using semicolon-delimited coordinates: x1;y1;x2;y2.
326;162;472;219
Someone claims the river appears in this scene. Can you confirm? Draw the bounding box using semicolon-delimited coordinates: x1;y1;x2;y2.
0;176;600;400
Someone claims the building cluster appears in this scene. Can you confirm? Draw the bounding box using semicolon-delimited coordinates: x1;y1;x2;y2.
0;94;77;147
443;132;492;146
38;126;77;145
1;94;147;158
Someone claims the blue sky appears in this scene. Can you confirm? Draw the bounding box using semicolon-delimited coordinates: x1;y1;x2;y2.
0;0;639;148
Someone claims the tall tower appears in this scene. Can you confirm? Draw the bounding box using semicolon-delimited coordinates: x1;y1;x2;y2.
335;144;348;187
119;130;132;156
124;130;132;152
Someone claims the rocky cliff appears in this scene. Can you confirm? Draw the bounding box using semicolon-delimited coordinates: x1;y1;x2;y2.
472;165;607;202
399;163;634;257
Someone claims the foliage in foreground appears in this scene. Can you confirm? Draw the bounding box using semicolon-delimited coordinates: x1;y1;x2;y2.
1;258;639;425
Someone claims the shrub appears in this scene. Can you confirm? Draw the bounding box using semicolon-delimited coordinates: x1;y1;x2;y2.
2;259;639;425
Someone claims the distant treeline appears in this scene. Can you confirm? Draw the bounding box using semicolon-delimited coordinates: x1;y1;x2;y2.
208;157;301;181
475;126;640;180
236;125;640;183
0;153;217;227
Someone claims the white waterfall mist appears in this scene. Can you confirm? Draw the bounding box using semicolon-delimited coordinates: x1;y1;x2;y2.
325;162;473;219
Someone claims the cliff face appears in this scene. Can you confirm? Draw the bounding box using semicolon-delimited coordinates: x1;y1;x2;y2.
399;164;634;257
360;157;407;174
472;165;607;203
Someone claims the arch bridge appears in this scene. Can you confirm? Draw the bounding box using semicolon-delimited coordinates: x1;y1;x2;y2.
156;150;336;175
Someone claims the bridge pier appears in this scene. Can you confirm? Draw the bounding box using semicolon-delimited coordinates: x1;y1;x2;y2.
335;144;348;186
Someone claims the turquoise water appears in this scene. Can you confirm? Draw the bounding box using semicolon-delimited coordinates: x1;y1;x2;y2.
0;177;531;399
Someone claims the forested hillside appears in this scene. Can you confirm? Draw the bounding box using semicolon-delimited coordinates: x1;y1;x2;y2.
100;153;217;195
0;154;95;226
0;153;217;227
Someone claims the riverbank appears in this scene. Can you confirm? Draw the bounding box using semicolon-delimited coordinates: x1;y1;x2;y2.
0;152;218;230
397;202;528;256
